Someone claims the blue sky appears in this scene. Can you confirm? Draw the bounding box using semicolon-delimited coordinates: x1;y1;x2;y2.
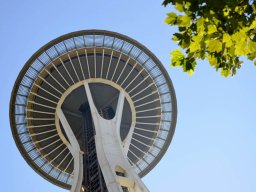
1;1;256;191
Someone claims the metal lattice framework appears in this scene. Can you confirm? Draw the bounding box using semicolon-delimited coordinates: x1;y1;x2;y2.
10;30;177;189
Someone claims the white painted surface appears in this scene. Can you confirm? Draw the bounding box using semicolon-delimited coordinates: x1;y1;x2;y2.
57;109;83;192
84;82;149;192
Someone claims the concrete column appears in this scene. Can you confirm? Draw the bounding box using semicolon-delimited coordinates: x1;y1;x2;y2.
57;109;83;192
84;82;149;192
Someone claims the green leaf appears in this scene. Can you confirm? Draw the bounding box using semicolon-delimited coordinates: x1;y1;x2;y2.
170;49;185;67
207;55;218;67
165;12;177;25
189;41;201;52
183;58;196;75
177;15;191;27
187;69;194;76
189;35;203;52
234;41;247;56
248;52;256;60
207;40;222;53
252;4;256;12
207;24;217;34
250;20;256;29
232;31;247;43
180;36;191;49
223;34;232;47
212;17;221;26
248;41;256;52
184;1;191;9
175;3;184;12
221;68;230;77
231;67;237;76
196;18;205;35
229;45;235;56
172;33;182;42
196;18;204;27
235;5;244;15
223;7;230;17
192;35;203;42
254;60;256;66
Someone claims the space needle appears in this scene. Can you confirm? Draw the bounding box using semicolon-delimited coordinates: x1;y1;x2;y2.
10;30;177;192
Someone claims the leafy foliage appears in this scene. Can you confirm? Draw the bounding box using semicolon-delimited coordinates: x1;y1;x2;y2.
163;0;256;76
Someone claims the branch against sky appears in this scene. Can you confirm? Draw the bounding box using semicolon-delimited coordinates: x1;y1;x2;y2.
163;0;256;76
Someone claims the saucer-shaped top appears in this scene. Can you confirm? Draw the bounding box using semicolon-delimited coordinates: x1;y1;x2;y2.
10;30;177;189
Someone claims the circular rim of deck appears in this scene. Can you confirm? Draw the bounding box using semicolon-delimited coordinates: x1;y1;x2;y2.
9;30;177;189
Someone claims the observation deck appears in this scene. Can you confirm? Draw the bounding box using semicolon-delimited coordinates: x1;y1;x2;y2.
10;30;177;190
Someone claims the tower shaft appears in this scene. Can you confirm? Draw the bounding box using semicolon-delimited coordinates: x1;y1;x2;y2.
84;83;149;192
80;103;108;192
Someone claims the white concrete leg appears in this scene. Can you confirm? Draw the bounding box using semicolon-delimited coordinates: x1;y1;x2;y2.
84;82;149;192
57;109;83;192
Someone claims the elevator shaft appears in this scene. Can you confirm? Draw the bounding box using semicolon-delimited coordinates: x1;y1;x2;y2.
80;103;108;192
